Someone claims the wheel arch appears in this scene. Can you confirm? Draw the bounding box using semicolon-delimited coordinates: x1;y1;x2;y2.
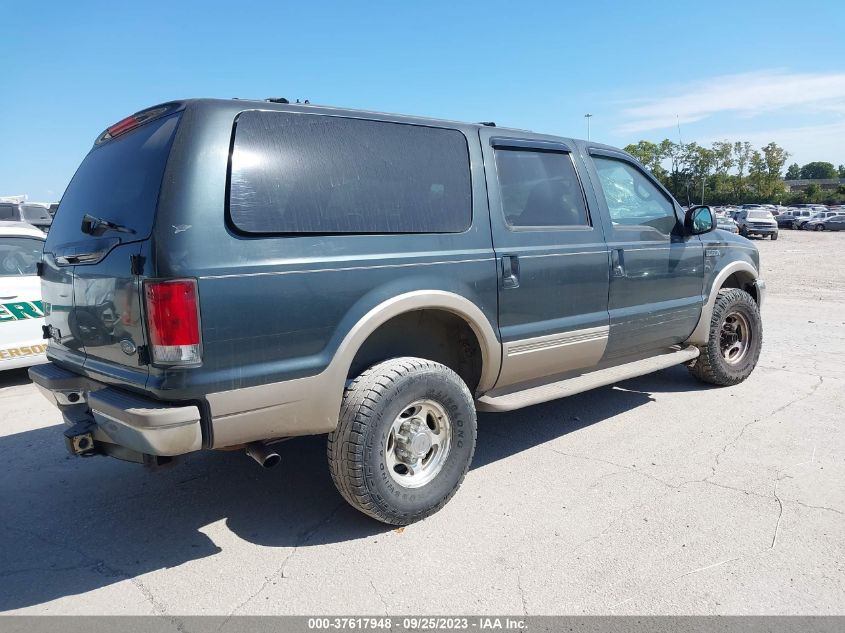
686;261;760;345
331;290;501;395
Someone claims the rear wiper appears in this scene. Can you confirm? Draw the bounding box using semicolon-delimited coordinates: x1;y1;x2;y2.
80;214;136;237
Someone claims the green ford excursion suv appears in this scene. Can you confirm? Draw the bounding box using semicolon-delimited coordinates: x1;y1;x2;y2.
31;99;765;524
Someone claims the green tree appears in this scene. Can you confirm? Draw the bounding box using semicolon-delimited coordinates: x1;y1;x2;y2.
785;163;801;180
800;161;837;179
838;164;845;178
804;183;820;199
623;140;667;180
733;141;753;199
761;142;789;179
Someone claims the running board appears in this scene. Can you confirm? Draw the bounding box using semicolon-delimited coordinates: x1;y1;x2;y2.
477;345;700;412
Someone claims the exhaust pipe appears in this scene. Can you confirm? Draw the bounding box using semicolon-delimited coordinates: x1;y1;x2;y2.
246;441;281;468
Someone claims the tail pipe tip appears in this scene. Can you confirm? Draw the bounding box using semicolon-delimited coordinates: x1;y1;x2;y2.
246;442;281;468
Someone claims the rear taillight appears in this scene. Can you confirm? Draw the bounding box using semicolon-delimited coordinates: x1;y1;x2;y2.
143;279;202;365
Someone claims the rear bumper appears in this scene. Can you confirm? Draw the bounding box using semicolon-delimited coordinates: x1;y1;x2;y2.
29;363;202;457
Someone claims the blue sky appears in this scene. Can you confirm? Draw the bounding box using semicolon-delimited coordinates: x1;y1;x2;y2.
2;0;843;201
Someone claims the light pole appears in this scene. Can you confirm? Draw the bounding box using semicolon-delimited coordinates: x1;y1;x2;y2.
584;113;593;141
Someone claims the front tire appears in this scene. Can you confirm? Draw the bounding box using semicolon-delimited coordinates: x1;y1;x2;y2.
689;288;762;386
328;357;477;525
771;232;778;240
816;224;825;231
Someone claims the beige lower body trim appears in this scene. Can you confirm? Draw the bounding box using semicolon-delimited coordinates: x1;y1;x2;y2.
207;289;502;448
207;372;339;448
479;345;699;412
496;325;609;389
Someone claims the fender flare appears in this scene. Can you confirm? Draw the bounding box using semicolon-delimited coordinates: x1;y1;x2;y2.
329;290;501;394
686;261;759;345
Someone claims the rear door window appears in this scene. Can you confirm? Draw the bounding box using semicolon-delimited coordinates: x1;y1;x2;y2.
228;111;472;234
45;113;180;249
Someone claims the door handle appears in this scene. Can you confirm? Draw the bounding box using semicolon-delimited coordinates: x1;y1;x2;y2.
610;249;625;278
501;255;520;289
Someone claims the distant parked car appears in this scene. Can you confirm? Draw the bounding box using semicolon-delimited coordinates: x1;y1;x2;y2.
716;214;739;233
777;209;809;228
796;211;839;230
0;202;53;233
736;208;778;239
803;214;845;231
0;222;47;370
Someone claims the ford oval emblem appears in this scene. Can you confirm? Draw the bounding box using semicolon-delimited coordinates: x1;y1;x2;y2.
120;339;137;355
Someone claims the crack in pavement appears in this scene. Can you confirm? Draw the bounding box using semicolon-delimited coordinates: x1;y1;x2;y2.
515;570;528;617
0;523;184;630
221;501;344;625
369;580;390;615
706;375;824;482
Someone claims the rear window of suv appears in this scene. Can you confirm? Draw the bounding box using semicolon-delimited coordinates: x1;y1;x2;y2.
46;113;180;248
228;111;472;234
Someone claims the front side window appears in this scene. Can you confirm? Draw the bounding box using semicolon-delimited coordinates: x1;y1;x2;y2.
0;237;44;276
593;156;677;235
0;205;18;220
493;149;590;228
229;111;472;234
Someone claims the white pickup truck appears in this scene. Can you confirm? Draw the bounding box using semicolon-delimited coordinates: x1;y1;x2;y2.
0;221;47;370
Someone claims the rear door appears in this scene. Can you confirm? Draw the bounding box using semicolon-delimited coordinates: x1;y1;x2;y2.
42;111;181;385
585;149;704;359
0;234;47;369
479;129;610;388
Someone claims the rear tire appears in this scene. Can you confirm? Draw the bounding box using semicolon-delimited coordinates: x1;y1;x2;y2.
328;357;477;525
816;224;825;231
689;288;762;386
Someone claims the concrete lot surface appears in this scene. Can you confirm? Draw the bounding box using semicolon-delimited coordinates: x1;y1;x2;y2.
1;230;843;615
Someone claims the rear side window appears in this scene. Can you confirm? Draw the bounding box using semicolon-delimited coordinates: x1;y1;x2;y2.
228;111;472;234
46;113;180;248
493;149;589;228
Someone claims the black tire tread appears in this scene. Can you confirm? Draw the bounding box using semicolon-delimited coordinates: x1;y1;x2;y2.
689;288;761;386
327;357;475;525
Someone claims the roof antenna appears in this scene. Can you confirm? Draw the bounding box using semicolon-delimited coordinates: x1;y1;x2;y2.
677;114;691;207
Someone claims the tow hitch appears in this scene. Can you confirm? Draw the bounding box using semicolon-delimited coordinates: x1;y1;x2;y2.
63;420;98;456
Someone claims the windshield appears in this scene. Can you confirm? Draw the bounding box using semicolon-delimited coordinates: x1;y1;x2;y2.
0;236;44;276
748;211;773;219
46;113;180;249
21;205;52;222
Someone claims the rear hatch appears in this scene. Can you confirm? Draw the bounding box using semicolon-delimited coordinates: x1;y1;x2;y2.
42;107;181;389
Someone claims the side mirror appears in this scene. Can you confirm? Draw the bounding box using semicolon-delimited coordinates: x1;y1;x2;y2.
685;205;714;235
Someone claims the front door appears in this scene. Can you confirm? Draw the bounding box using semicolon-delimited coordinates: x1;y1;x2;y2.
480;130;610;389
585;149;704;359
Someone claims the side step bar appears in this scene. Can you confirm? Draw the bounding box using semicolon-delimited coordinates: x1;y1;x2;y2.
477;345;700;412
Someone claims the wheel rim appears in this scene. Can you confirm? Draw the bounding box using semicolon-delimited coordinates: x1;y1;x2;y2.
816;224;824;231
719;311;752;365
385;399;451;489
